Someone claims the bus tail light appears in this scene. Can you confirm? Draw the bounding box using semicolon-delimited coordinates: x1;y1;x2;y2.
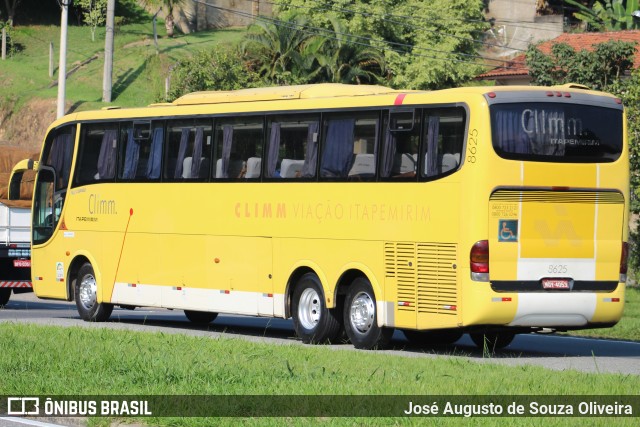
470;240;489;282
620;242;629;283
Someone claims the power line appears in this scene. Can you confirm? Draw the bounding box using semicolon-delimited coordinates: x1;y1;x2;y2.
193;0;523;70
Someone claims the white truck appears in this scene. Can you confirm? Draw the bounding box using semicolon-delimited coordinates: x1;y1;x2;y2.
0;198;32;306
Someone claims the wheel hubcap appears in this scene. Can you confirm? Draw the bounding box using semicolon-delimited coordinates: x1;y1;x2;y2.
350;291;375;334
298;288;321;330
79;274;97;310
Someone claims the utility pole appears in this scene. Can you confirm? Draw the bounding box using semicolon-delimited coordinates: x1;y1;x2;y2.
57;1;69;119
102;0;116;102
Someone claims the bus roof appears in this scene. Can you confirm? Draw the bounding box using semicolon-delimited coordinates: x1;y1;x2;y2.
171;83;407;106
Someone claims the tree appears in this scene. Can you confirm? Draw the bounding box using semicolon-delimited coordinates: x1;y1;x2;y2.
243;14;320;85
167;48;261;101
141;0;187;38
275;0;488;89
313;17;386;84
565;0;640;31
2;0;21;25
526;40;636;90
77;0;107;42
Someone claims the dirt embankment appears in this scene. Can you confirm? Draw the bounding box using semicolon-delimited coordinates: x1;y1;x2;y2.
0;99;49;202
0;98;59;151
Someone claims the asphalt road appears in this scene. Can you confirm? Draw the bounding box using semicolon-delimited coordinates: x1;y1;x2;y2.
1;292;639;376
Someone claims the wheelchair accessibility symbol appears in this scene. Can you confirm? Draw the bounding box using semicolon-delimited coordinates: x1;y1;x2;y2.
498;219;518;242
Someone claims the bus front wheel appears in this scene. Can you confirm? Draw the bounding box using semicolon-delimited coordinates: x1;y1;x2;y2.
0;288;11;306
184;310;218;324
75;263;113;322
344;277;393;350
470;331;515;351
292;273;342;344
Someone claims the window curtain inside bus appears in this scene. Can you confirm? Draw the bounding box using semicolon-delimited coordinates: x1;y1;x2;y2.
97;129;117;179
321;119;355;177
425;115;440;177
49;133;74;190
267;123;281;178
220;125;233;178
493;110;530;155
301;122;318;177
146;127;163;179
173;128;190;179
122;129;139;179
381;128;396;178
190;127;204;179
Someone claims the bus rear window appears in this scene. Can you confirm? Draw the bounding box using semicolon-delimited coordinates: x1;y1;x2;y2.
490;103;623;162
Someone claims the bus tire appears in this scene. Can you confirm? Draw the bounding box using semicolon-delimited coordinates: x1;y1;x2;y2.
344;277;393;350
403;329;463;346
292;273;342;344
470;331;515;351
75;263;113;322
184;310;218;324
0;288;11;306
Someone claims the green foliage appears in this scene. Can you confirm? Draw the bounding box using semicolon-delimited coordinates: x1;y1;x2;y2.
0;19;18;56
565;0;640;31
526;40;636;90
275;0;488;89
77;0;108;42
167;48;261;101
243;14;320;85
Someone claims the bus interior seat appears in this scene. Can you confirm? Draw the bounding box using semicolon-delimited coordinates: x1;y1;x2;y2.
182;157;193;179
280;159;304;178
244;157;262;178
441;153;460;173
392;152;417;175
215;158;245;178
182;157;208;179
348;153;375;177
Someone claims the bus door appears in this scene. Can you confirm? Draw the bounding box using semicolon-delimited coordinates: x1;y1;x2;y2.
29;125;76;299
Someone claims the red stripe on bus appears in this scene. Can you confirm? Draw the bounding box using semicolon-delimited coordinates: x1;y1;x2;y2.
394;93;407;105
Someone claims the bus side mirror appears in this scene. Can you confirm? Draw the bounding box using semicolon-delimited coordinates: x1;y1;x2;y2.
8;159;38;200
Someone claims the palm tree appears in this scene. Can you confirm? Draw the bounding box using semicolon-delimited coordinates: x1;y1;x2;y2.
243;14;321;85
315;17;386;84
142;0;187;37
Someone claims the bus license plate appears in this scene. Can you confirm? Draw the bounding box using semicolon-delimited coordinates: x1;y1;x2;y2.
13;259;31;268
542;278;570;290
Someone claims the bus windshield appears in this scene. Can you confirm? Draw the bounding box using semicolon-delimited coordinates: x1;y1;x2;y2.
490;102;623;163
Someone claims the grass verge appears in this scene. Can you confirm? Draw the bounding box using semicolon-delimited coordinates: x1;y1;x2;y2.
0;323;637;427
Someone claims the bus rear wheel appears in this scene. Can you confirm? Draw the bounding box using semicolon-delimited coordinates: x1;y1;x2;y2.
403;329;463;346
75;263;113;322
470;331;515;351
292;273;342;344
0;288;11;306
344;277;393;350
184;310;218;324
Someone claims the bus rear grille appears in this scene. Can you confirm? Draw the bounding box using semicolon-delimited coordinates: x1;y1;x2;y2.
385;242;458;315
490;189;624;204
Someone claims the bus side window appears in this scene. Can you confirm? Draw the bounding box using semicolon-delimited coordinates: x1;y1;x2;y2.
214;117;264;180
119;122;164;181
74;123;118;186
265;114;319;179
421;107;466;179
380;110;420;180
320;112;379;179
164;120;212;180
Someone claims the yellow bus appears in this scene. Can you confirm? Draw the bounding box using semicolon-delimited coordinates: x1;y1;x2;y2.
10;83;629;350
